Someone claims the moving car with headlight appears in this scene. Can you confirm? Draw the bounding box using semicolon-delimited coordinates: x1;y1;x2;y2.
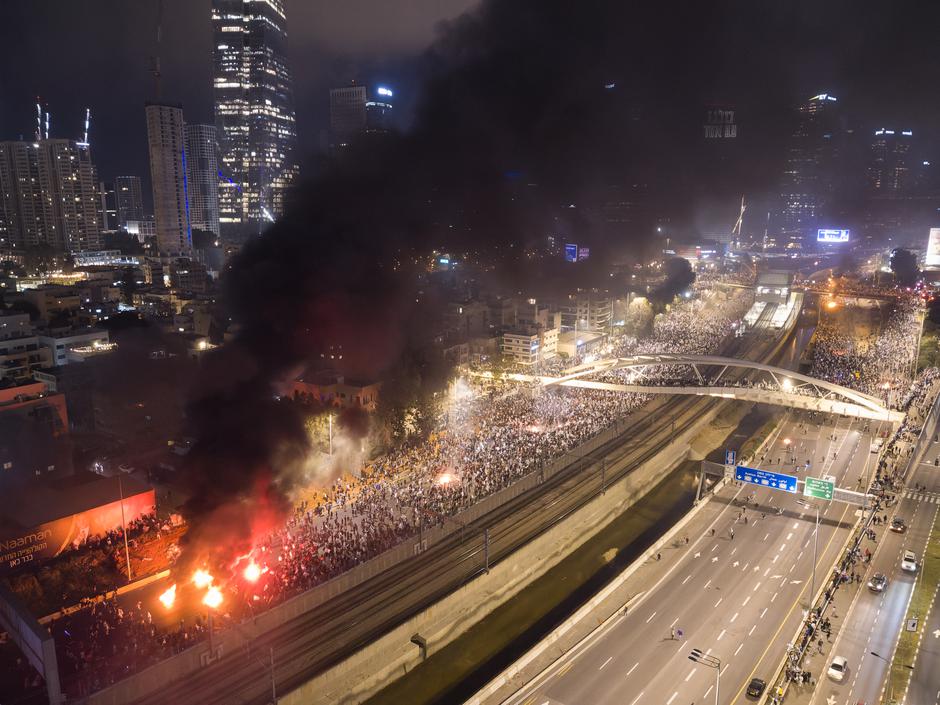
901;550;918;572
746;678;767;698
890;517;907;533
867;572;888;592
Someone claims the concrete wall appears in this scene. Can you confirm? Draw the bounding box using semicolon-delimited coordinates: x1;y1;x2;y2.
284;399;726;705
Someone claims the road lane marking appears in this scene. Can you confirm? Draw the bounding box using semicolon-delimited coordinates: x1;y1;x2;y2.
787;532;793;540
753;581;761;591
715;598;723;608
646;611;657;623
670;617;679;628
629;693;644;705
682;574;692;585
735;643;744;655
763;532;769;541
667;692;678;705
685;668;696;682
731;612;738;623
772;554;779;563
626;662;638;677
749;624;757;636
797;551;803;560
717;629;726;641
704;579;711;590
705;685;713;698
742;595;751;607
779;544;787;551
600;657;613;670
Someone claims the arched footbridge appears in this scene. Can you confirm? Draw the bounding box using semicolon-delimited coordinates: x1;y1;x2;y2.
502;354;903;423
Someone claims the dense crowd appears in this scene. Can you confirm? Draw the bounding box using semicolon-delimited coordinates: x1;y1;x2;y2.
23;283;933;699
810;298;922;403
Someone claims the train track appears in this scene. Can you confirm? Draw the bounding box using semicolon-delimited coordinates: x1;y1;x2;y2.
122;329;787;705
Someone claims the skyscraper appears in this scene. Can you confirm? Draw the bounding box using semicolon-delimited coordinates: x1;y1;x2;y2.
114;175;144;229
330;84;368;148
98;181;116;231
212;0;299;237
145;103;191;254
184;124;221;237
869;129;913;193
778;93;842;239
0;138;102;252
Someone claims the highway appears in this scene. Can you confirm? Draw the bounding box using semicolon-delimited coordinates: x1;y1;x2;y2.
117;327;790;705
803;433;940;705
502;411;882;705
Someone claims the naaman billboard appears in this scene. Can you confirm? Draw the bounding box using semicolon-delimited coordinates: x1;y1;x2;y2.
926;228;940;268
0;488;155;573
817;229;850;243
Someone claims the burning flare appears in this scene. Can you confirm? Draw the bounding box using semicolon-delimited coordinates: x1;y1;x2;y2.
159;584;177;609
192;569;213;589
243;562;262;582
203;585;223;609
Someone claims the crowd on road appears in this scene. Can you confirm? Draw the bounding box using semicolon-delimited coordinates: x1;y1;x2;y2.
17;281;934;701
810;297;922;403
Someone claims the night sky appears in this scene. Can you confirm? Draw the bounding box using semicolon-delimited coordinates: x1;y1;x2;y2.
1;0;939;217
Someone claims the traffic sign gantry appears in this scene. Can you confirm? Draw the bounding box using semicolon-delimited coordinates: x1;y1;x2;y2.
735;465;798;493
804;476;834;501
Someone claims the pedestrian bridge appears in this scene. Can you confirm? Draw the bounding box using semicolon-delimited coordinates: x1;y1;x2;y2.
503;354;903;422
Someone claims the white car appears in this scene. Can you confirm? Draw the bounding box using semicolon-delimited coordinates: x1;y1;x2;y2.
828;655;848;682
901;550;918;572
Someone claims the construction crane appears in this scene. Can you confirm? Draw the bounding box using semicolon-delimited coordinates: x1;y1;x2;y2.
730;195;746;250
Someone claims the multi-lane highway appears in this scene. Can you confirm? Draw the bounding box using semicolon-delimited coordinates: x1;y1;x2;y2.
803;433;940;705
503;411;882;705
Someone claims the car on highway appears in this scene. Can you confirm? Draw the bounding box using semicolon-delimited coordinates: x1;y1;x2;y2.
746;677;767;698
867;572;888;592
827;655;848;682
901;550;918;572
890;517;907;533
870;438;884;453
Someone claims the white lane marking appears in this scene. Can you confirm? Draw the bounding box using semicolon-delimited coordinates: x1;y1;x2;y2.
792;522;798;528
704;580;711;590
717;629;727;641
779;544;787;552
682;575;692;585
797;551;803;561
670;617;679;628
763;532;769;541
705;685;713;698
646;611;657;624
753;581;761;592
715;598;723;608
787;532;793;540
711;544;719;552
749;624;756;636
731;612;739;623
764;567;771;576
772;554;779;564
626;662;639;677
742;596;751;607
667;692;678;705
685;668;696;682
735;643;744;655
629;693;645;705
600;656;613;670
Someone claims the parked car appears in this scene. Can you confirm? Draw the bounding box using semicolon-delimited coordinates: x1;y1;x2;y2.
901;550;918;572
746;678;767;698
890;517;907;533
867;572;888;592
827;655;848;682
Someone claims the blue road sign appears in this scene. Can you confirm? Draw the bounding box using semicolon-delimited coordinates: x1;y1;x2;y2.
735;465;798;493
725;449;736;465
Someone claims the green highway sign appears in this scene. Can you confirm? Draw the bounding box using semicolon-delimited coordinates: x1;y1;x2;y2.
804;476;834;501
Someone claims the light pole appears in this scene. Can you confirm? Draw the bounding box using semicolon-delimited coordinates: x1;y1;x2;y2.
689;648;720;705
796;499;820;602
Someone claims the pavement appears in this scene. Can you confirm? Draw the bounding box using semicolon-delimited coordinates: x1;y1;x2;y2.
493;410;882;705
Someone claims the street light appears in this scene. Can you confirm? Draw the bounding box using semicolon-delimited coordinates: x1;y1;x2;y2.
796;498;820;603
689;648;721;705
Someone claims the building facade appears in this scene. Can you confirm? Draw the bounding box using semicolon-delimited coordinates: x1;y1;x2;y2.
869;129;913;194
0;139;102;252
145;103;191;254
212;0;299;237
330;85;368;147
184;124;221;237
114;176;144;229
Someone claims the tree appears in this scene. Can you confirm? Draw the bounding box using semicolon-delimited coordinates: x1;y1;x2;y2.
890;248;919;287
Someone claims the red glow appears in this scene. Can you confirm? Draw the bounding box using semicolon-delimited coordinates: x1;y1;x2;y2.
193;569;213;588
159;584;177;609
203;585;223;609
243;562;262;582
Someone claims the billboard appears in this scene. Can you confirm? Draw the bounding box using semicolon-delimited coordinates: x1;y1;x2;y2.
564;243;579;262
0;487;156;573
927;228;940;268
817;229;850;243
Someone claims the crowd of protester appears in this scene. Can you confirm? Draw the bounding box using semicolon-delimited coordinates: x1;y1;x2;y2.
14;282;933;700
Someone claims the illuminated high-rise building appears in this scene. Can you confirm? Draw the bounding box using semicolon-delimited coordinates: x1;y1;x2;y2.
0;138;102;252
184;124;220;237
330;84;367;148
114;176;144;229
211;0;299;238
778;93;842;239
145;102;191;255
869;128;913;193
